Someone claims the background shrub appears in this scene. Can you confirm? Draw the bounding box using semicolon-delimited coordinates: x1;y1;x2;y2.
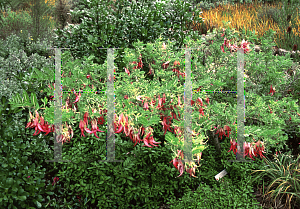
255;5;282;25
0;0;56;44
50;0;204;83
0;7;33;41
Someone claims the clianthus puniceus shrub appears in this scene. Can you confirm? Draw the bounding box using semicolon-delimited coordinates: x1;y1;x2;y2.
12;28;300;181
24;100;267;179
24;40;271;179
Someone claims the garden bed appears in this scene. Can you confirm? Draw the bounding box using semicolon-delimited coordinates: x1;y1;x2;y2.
1;0;300;208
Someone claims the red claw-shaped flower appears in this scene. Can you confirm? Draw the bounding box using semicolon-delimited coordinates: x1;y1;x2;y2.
52;177;59;186
197;97;203;106
79;119;86;137
216;127;225;139
205;97;210;105
143;101;149;111
169;157;180;170
37;122;52;136
147;135;161;147
243;142;255;160
228;139;238;155
142;132;153;148
268;85;275;96
169;153;185;178
73;92;81;103
198;107;205;119
186;165;197;178
175;159;184;178
254;140;266;159
115;123;123;134
125;67;130;76
83;112;90;125
84;119;104;138
224;125;231;137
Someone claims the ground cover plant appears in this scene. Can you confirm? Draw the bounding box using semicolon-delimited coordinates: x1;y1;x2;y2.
0;0;300;208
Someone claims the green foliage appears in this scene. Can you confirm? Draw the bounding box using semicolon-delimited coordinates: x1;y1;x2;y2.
1;0;34;12
49;130;200;208
0;7;33;41
249;151;300;209
0;0;300;208
0;114;50;208
25;0;57;43
0;33;56;105
263;0;300;66
166;180;264;208
165;137;266;208
0;29;64;208
0;1;56;43
51;0;204;83
51;0;72;31
0;0;11;12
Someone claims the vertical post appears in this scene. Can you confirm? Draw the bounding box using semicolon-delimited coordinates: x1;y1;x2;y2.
94;47;123;163
236;48;247;162
46;47;71;163
106;48;116;162
176;46;202;167
183;48;193;167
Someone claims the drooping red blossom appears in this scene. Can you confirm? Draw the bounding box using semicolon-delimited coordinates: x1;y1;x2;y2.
268;85;275;96
228;139;238;155
52;177;59;186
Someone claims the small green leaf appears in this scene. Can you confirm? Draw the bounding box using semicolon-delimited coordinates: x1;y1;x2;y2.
18;196;26;201
36;102;40;111
44;97;48;105
6;178;13;185
30;93;35;107
12;186;18;192
1;96;6;104
36;201;42;208
30;93;38;108
23;90;30;103
11;93;22;105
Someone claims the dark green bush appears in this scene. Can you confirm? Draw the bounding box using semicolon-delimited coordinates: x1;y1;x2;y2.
51;0;204;83
47;126;204;208
0;136;46;208
0;30;63;208
0;95;55;208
